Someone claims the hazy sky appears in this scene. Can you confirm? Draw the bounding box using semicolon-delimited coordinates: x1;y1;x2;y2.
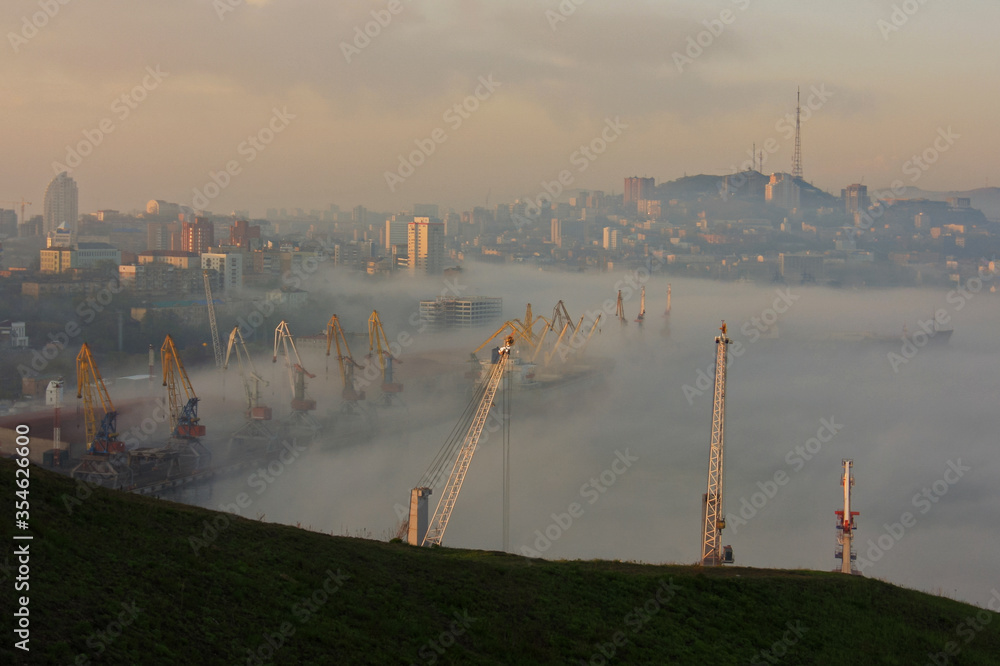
3;0;998;217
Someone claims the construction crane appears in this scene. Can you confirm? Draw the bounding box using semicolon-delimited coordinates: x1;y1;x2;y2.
224;326;279;453
664;284;672;317
368;310;402;404
700;322;734;566
635;286;646;324
76;343;124;455
835;459;860;574
325;315;365;405
204;270;223;369
2;198;32;228
162;334;206;439
616;290;627;325
412;335;514;547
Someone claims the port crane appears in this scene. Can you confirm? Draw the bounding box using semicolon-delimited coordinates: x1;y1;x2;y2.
162;334;206;439
224;325;280;453
635;286;645;324
325;314;366;408
71;343;132;488
835;459;860;574
367;310;402;405
700;322;734;566
410;335;514;547
274;320;321;430
616;290;627;325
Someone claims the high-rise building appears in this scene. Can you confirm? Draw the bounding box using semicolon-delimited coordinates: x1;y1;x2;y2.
229;219;261;250
408;217;444;275
43;172;78;235
0;209;17;237
765;173;801;211
624;177;655;208
551;218;562;247
603;226;619;250
201;252;243;292
182;217;215;255
385;217;409;252
842;184;869;216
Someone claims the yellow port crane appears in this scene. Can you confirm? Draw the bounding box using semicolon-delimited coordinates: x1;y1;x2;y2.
161;334;205;439
700;322;734;566
224;325;271;421
325;315;365;404
76;343;124;454
368;310;402;404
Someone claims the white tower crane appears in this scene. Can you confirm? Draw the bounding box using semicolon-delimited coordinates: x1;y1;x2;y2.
700;322;733;566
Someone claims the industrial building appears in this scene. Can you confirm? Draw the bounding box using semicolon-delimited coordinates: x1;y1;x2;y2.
418;296;502;330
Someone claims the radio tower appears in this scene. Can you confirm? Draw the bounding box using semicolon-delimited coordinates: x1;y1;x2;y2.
791;87;803;180
835;459;859;574
700;322;733;566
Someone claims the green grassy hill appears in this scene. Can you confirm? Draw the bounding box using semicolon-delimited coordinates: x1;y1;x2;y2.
3;457;999;665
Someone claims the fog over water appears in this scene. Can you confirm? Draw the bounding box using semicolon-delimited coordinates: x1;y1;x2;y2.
172;264;1000;608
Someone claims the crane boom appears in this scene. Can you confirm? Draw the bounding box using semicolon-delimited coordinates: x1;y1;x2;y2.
368;310;402;398
274;320;317;411
224;326;270;419
700;322;732;566
162;334;205;438
616;290;627;325
325;315;364;402
204;271;223;369
76;343;123;454
422;335;513;546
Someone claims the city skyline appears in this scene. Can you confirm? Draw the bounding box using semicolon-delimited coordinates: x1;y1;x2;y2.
2;2;998;218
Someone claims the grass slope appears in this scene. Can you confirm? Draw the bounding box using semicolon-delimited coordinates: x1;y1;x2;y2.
2;457;999;665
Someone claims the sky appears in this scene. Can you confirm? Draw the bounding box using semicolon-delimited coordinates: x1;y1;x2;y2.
143;264;1000;609
3;0;999;217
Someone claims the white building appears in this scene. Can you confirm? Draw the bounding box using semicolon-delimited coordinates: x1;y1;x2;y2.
201;252;243;292
408;217;444;275
765;173;801;211
602;226;619;250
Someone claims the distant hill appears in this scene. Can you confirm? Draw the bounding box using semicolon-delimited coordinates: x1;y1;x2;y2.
656;173;839;209
898;186;1000;220
3;458;999;664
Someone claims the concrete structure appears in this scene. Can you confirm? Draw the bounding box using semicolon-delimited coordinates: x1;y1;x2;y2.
0;320;28;348
779;252;824;282
182;218;214;255
408;217;444;275
603;226;619;250
418;296;502;330
624;176;655;209
765;173;801;211
138;250;200;269
407;487;432;546
550;218;561;246
0;209;16;237
201;252;242;292
842;184;870;216
43;172;78;235
46;222;74;248
39;242;121;273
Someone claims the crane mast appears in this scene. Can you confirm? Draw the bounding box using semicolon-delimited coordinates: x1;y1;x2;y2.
835;459;859;574
700;322;733;566
616;290;627;325
273;320;317;412
225;326;270;420
161;334;205;438
368;310;403;403
421;335;514;547
204;270;224;369
325;315;365;404
76;343;124;454
635;286;646;324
